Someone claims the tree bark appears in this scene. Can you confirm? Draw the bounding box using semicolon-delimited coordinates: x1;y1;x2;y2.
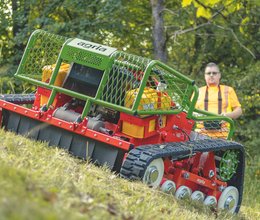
150;0;167;62
11;0;19;38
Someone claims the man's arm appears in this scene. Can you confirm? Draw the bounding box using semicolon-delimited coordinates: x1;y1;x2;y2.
222;106;242;119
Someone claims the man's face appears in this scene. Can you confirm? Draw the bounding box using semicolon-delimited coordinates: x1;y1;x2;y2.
204;66;221;86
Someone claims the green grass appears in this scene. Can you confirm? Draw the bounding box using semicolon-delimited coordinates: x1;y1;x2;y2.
0;129;259;220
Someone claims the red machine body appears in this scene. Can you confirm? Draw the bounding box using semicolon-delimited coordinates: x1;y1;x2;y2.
0;86;227;202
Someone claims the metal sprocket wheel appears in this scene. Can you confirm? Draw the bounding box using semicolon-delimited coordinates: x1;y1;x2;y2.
219;150;239;181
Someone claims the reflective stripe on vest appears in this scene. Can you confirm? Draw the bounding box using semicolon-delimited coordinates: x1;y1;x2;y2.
223;86;229;113
204;86;222;114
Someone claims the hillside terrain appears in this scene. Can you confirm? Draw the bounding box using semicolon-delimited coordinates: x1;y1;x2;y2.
0;129;259;220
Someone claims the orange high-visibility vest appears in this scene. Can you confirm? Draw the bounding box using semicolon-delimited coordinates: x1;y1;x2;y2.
196;85;241;114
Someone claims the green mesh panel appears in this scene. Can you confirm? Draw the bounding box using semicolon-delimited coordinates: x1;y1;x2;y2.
147;65;192;112
101;51;151;106
101;51;193;114
18;30;67;81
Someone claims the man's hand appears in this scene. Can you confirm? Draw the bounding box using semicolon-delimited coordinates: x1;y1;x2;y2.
221;107;242;119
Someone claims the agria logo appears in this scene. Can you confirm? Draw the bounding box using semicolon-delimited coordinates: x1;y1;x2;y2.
77;42;107;52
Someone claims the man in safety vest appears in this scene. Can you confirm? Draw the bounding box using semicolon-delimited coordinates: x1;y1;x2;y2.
196;62;242;119
195;63;242;138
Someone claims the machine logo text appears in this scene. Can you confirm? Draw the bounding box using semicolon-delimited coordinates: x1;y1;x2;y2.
77;42;107;52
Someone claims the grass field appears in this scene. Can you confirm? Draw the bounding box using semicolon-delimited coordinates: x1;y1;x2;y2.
0;129;259;220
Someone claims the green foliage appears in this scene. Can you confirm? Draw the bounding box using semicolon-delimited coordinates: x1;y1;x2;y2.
182;0;244;19
0;77;36;94
234;62;260;157
0;0;124;71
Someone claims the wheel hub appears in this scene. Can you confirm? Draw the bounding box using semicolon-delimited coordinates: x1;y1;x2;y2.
147;166;159;184
161;180;176;194
224;196;236;210
175;186;192;199
180;191;189;199
191;191;205;202
204;196;217;206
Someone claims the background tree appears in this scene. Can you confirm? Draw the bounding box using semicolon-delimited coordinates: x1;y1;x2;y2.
150;0;167;62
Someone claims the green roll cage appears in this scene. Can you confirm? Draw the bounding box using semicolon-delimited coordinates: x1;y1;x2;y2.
15;30;235;139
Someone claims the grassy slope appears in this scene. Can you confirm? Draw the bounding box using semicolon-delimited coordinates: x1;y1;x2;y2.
0;129;259;220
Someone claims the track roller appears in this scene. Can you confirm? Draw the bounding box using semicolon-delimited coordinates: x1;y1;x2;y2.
204;196;217;206
160;180;176;195
218;186;239;213
142;158;164;188
175;186;192;199
191;191;205;202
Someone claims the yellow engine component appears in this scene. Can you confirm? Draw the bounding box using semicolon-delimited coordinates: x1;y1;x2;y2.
148;119;156;132
122;122;145;138
42;63;70;85
41;63;70;106
125;87;172;111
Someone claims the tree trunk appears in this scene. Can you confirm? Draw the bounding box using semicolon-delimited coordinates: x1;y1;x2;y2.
11;0;19;38
150;0;167;62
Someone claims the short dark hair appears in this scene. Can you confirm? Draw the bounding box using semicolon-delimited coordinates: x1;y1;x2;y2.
205;62;220;73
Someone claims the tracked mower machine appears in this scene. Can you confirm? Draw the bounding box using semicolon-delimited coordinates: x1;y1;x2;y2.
0;30;245;213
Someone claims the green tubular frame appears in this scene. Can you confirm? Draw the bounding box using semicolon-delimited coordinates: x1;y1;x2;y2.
133;60;197;116
191;108;235;140
14;30;235;139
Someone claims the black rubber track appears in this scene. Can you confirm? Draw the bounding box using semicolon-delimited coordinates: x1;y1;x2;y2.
120;139;245;213
0;94;35;104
